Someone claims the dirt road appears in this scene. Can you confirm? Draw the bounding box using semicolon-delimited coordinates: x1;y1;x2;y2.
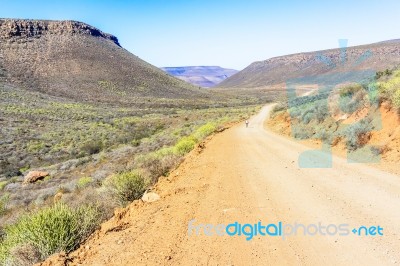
45;104;400;265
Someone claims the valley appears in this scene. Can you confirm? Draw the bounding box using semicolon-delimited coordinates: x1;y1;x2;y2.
0;13;399;266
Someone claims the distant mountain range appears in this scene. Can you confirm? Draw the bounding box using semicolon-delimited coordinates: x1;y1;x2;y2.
218;39;400;89
161;66;238;88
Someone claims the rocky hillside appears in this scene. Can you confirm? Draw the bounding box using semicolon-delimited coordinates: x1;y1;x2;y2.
161;66;238;88
0;19;206;104
218;39;400;88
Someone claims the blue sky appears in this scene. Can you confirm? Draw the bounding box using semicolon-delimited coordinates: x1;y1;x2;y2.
1;0;400;70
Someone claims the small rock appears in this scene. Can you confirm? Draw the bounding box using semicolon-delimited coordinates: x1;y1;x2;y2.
198;142;206;149
23;171;49;184
142;191;160;203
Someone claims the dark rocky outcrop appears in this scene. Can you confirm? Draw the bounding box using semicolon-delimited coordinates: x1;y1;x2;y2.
0;19;120;46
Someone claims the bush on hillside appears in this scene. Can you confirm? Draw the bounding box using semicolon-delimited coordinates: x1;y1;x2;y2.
0;203;101;264
76;176;93;190
338;85;366;114
393;89;400;107
173;136;197;155
140;153;181;182
105;170;148;205
0;194;9;216
378;70;400;107
342;119;373;150
0;181;7;191
80;140;103;155
192;123;216;140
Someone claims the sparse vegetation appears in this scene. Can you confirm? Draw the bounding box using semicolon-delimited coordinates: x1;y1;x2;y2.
0;88;259;263
269;69;399;154
270;80;383;152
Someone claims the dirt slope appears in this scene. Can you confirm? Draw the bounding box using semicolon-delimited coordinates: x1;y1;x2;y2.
41;105;400;265
267;102;400;175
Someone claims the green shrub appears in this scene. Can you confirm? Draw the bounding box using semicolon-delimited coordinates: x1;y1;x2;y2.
339;84;363;98
378;71;400;107
192;123;216;140
376;69;393;79
393;89;400;107
289;107;302;118
314;101;329;122
27;141;45;153
339;94;362;114
301;111;314;124
105;170;148;205
272;102;287;114
76;177;93;189
315;129;332;142
19;166;30;174
135;147;181;181
0;181;7;191
292;127;313;140
155;147;175;157
342;119;373;150
0;203;101;263
80;140;103;155
0;194;9;216
338;86;366;114
173;136;197;155
142;154;180;181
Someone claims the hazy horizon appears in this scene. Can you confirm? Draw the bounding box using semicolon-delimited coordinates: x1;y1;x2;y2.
1;0;400;70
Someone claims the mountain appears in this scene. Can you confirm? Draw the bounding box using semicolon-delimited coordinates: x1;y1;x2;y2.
218;39;400;89
0;19;207;104
161;66;238;88
0;19;241;179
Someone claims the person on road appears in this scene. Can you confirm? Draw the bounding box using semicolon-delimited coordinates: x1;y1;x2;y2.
245;120;249;128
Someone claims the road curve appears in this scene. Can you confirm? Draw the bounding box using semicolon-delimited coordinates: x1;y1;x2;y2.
43;104;400;266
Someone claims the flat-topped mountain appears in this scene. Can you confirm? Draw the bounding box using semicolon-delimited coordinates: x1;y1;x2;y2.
161;66;238;88
0;19;206;104
218;39;400;89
